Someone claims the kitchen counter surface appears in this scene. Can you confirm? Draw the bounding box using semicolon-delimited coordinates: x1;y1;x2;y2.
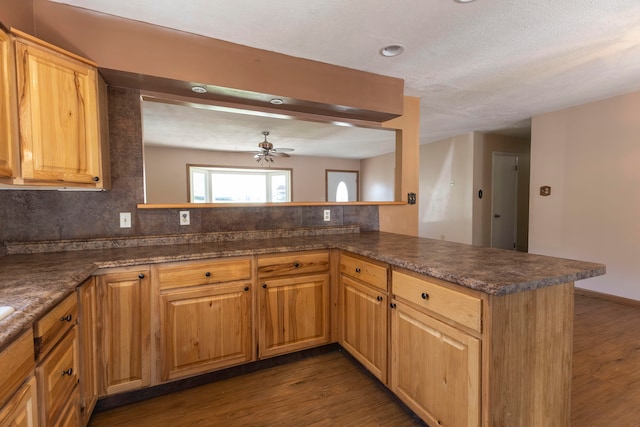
0;230;605;349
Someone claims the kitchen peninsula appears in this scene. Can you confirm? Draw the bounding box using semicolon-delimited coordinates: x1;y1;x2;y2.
0;228;604;426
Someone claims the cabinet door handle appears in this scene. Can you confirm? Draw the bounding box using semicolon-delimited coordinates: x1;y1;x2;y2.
390;303;397;309
293;262;301;268
376;296;383;302
421;292;429;300
262;283;267;288
355;267;361;273
61;368;73;376
244;286;250;291
92;176;100;182
205;272;211;277
60;314;73;322
138;273;145;279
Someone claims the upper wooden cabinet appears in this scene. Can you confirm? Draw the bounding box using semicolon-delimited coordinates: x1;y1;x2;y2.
0;27;109;189
0;28;18;180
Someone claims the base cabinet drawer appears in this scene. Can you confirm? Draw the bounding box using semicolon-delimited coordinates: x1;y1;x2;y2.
393;270;482;332
0;376;39;427
36;327;78;427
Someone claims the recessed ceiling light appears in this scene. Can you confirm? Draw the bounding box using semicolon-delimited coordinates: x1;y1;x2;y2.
270;98;284;105
454;0;476;3
191;86;207;94
380;44;405;58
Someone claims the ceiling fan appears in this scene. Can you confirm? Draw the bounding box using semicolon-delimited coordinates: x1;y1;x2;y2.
251;131;294;164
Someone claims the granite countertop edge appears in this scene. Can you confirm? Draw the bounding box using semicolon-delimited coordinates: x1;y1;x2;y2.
0;231;606;350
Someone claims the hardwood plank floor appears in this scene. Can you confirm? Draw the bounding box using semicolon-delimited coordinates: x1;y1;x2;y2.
90;293;640;426
89;350;423;426
572;293;640;426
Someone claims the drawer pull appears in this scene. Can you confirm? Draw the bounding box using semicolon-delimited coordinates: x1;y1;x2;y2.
205;272;211;277
61;368;73;376
138;273;145;279
376;296;383;302
60;314;73;322
355;267;361;273
421;292;430;300
262;283;267;289
390;303;397;309
293;262;301;268
244;286;250;291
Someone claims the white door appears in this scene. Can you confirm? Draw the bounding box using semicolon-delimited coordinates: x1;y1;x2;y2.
326;170;359;202
491;153;518;250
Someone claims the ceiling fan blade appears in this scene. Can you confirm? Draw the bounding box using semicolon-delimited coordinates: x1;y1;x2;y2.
274;147;294;153
271;152;290;157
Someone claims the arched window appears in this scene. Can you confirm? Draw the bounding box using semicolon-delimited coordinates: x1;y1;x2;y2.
336;181;349;202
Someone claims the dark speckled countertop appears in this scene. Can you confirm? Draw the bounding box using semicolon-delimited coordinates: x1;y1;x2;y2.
0;230;605;350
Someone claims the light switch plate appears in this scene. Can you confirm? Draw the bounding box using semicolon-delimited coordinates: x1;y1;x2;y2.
120;212;131;228
180;210;190;225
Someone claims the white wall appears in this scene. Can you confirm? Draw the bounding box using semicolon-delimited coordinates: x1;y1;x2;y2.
419;133;474;244
361;152;395;201
144;146;360;203
529;90;640;300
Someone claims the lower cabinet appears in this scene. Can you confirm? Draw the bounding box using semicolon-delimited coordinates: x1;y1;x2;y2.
96;268;151;396
258;251;330;358
159;282;253;381
259;274;330;358
340;275;388;382
77;277;98;424
390;300;481;427
0;376;38;427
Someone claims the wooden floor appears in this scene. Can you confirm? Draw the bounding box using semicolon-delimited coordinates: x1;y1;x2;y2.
571;293;640;426
89;351;423;426
90;293;640;426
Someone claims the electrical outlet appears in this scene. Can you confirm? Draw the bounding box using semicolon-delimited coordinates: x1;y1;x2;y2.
120;212;131;228
179;210;190;226
323;210;331;222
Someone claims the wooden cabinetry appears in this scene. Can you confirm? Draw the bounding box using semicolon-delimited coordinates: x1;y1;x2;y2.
0;27;18;180
391;270;481;427
257;251;330;358
96;268;151;395
0;28;109;189
339;252;389;382
77;277;98;424
33;293;81;427
157;258;254;382
0;377;38;427
0;330;37;427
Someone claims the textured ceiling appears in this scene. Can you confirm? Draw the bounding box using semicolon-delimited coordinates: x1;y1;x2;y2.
53;0;640;152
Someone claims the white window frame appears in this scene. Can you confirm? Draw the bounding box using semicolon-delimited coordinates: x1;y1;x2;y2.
188;165;292;203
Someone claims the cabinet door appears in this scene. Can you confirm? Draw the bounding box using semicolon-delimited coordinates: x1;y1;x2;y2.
391;301;480;427
340;275;388;382
0;28;18;179
35;327;78;427
77;277;98;423
0;377;38;427
259;274;330;358
160;282;253;381
14;38;102;185
96;269;151;395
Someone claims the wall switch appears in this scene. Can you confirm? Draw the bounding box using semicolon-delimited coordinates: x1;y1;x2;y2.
120;212;131;228
323;209;331;222
179;210;190;225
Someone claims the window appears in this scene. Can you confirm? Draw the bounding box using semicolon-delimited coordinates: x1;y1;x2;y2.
188;166;291;203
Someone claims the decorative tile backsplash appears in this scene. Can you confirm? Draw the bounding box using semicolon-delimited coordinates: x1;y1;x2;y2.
0;87;379;245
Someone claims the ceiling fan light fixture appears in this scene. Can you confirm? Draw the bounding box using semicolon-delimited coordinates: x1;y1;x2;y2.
191;86;207;94
380;44;405;57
